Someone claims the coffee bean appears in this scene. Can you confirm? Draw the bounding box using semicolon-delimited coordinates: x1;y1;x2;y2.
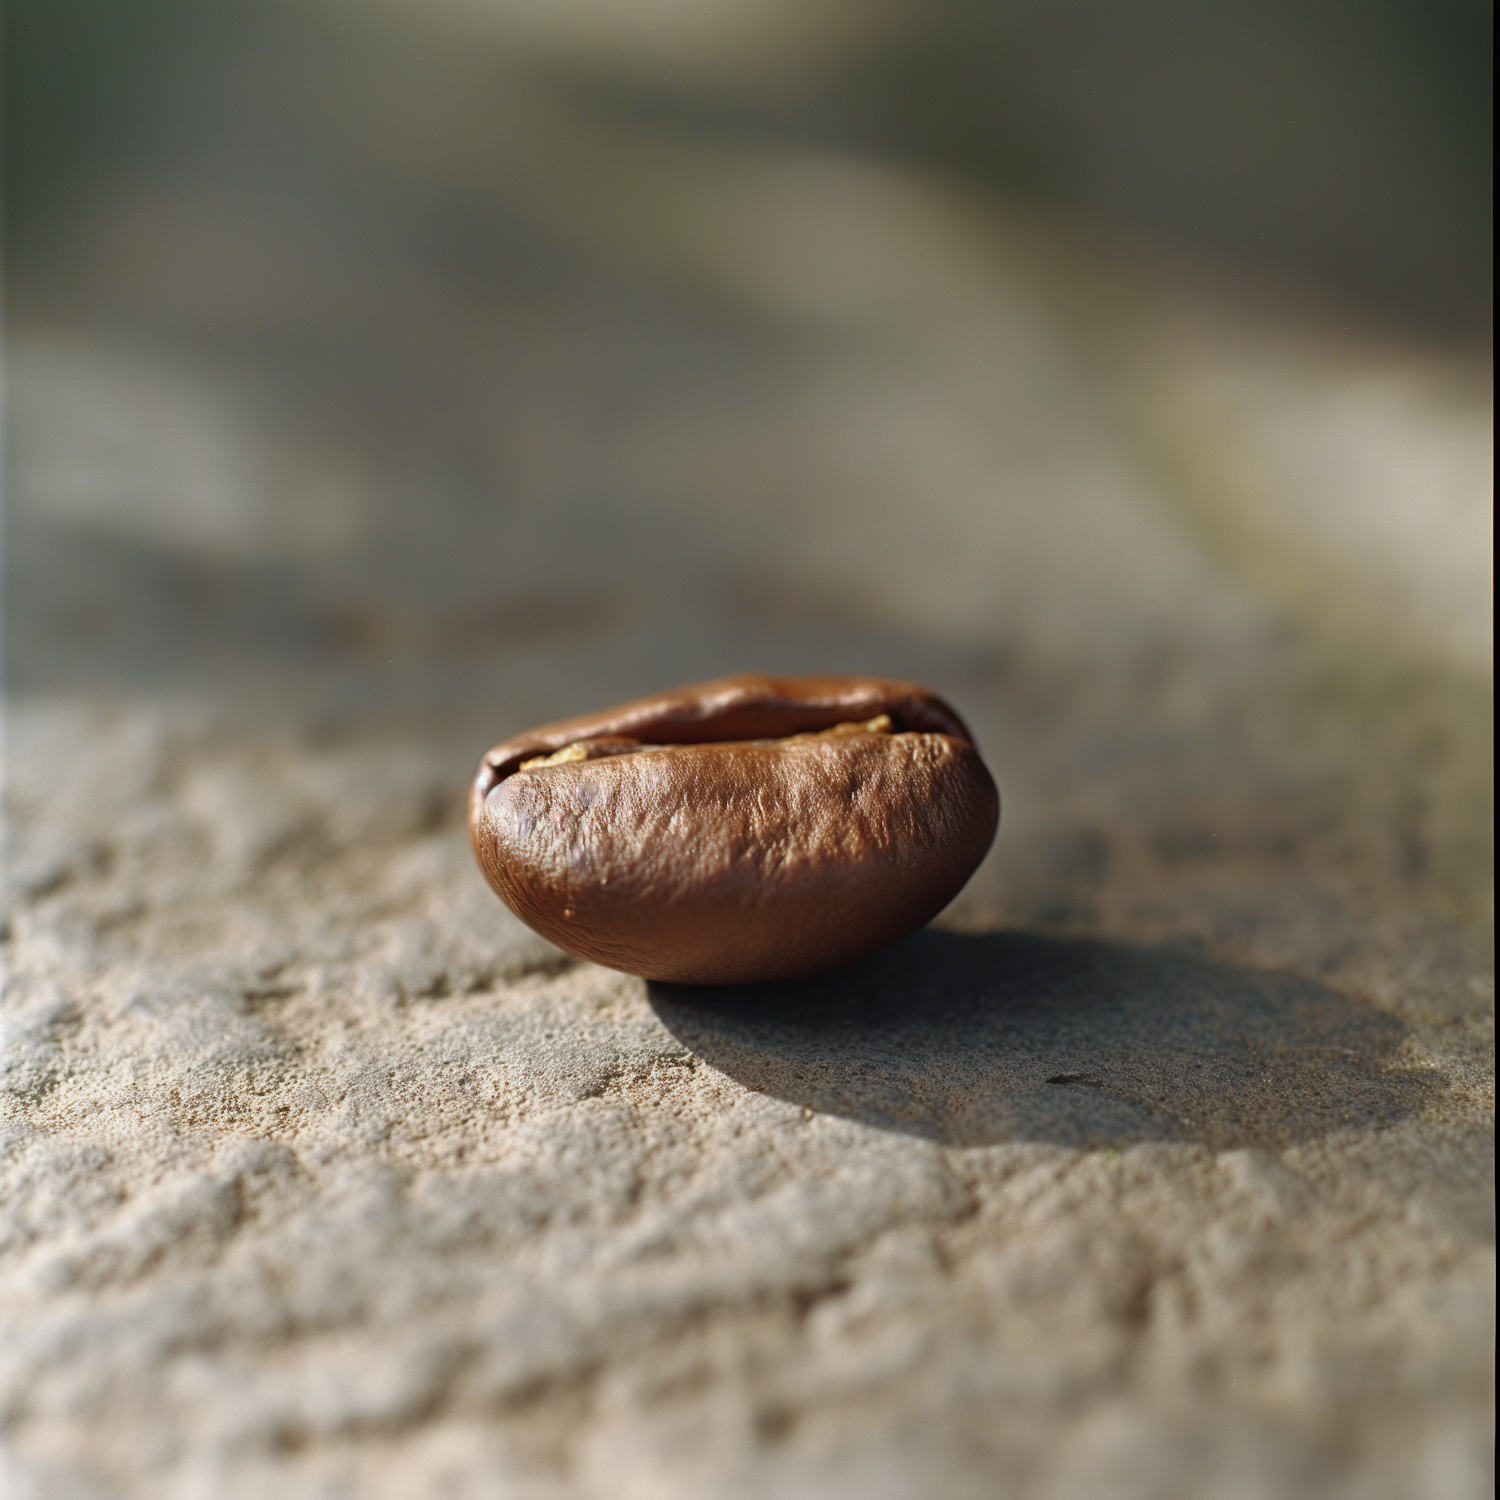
469;674;999;984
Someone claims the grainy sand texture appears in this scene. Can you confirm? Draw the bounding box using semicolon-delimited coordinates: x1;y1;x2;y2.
3;8;1492;1496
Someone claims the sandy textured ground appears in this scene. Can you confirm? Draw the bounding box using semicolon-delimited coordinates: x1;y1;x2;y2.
2;58;1493;1497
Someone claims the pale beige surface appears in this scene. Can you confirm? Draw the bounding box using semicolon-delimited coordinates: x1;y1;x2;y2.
2;66;1493;1500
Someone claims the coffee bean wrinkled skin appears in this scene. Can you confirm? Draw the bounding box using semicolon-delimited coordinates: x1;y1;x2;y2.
469;674;999;984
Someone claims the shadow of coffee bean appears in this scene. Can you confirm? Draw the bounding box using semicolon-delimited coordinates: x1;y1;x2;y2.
648;930;1435;1149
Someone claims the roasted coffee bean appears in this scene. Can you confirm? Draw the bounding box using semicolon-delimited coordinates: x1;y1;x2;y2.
469;674;999;984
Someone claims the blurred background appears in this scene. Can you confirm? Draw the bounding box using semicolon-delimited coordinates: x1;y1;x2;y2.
3;0;1493;938
1;10;1493;1494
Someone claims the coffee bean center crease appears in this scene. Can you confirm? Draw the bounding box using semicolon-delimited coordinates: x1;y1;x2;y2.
471;677;998;983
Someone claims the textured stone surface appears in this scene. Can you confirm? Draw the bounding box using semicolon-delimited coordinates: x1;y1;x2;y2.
2;34;1493;1495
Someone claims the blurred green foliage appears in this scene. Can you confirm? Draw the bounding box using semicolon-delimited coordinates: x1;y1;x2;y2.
4;0;1491;336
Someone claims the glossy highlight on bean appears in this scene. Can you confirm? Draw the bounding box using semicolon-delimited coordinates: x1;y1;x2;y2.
468;674;1000;984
